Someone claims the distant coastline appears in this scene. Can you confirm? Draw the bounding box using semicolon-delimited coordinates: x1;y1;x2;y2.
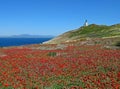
0;34;54;38
0;38;53;47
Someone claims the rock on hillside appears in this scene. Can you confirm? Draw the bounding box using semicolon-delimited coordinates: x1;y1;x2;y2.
44;24;120;44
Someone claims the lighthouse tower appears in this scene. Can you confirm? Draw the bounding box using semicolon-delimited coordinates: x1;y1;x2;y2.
84;20;88;26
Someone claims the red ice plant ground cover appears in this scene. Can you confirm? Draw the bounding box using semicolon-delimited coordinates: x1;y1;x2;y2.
0;44;120;89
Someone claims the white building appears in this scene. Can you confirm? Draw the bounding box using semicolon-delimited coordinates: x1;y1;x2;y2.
84;20;88;26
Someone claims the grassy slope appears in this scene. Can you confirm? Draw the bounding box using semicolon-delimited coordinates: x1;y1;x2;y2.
70;24;120;38
45;24;120;44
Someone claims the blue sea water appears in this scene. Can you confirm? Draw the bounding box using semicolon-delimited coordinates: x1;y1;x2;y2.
0;38;52;47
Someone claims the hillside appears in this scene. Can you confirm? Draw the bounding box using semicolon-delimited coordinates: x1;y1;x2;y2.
44;24;120;44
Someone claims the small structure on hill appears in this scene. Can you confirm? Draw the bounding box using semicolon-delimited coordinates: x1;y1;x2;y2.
84;20;88;26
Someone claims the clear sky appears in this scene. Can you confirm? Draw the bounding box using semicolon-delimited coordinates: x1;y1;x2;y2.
0;0;120;36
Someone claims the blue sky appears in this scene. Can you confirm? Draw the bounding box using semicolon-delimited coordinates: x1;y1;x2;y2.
0;0;120;36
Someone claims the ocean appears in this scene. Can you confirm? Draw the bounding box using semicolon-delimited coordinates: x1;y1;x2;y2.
0;38;52;47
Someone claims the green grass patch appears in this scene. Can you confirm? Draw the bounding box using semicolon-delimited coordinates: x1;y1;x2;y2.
69;24;120;38
69;24;111;38
47;52;57;57
97;66;111;73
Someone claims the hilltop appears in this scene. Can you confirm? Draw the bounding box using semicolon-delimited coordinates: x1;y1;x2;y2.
44;24;120;44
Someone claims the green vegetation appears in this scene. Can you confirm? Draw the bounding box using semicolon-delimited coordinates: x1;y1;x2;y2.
45;23;120;44
47;52;57;57
69;24;120;38
0;83;13;89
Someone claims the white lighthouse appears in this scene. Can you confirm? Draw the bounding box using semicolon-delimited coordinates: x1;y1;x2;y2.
84;20;88;26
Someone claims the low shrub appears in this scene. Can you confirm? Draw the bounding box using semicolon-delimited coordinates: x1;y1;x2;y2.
47;52;57;57
115;41;120;46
